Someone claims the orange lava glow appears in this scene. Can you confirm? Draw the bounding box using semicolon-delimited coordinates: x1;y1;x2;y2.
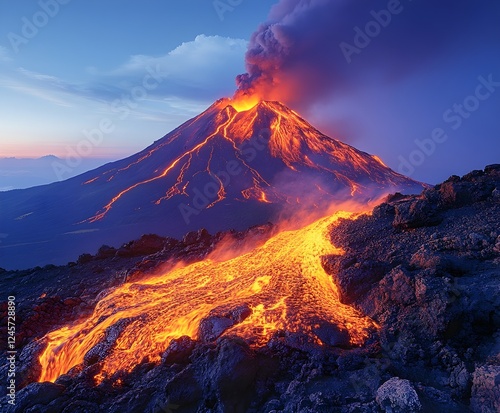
230;94;260;112
38;211;376;383
84;107;240;222
81;99;387;223
259;191;272;203
372;155;388;168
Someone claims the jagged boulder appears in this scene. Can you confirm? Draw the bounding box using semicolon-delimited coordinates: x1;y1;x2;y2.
198;304;252;343
161;336;197;365
470;365;500;413
393;199;442;229
182;228;211;246
117;234;169;257
376;377;422;413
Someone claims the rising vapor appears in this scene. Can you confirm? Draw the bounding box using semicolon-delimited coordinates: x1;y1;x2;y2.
235;0;492;111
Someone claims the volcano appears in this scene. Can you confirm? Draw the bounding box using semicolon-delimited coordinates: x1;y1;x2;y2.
0;99;423;269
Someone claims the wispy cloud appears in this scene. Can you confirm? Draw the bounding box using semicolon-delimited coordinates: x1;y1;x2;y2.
113;35;246;76
103;34;247;101
2;35;247;120
0;77;74;107
17;67;121;102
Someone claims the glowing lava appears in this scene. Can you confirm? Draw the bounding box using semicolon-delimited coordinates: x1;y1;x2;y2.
78;99;421;226
230;92;260;112
38;211;376;384
230;91;262;112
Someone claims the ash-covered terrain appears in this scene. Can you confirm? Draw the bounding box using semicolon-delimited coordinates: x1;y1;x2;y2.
1;164;499;413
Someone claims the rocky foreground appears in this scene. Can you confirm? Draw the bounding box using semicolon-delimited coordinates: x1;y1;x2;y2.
1;165;499;413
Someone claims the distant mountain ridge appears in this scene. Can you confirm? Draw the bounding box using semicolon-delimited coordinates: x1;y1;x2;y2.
0;99;425;269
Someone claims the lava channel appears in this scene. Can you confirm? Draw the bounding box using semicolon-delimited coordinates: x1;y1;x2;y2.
38;211;377;383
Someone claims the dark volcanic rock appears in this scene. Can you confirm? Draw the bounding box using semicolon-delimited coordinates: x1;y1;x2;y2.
470;364;500;413
182;228;211;246
3;165;499;412
208;338;258;411
393;198;442;229
95;245;116;260
76;253;93;264
7;382;65;413
61;400;100;413
312;321;351;348
164;366;203;407
326;257;389;304
161;336;197;365
376;377;422;412
327;165;500;411
391;164;499;231
116;234;169;257
198;304;252;343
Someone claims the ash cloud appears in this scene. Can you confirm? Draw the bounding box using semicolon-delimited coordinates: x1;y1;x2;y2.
236;0;497;110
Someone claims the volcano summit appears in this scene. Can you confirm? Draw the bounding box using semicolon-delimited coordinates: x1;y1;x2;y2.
0;99;423;269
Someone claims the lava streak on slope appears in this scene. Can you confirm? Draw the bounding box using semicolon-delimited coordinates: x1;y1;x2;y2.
77;98;422;230
38;211;376;384
85;106;240;223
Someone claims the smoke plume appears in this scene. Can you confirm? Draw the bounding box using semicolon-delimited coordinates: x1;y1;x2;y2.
235;0;493;110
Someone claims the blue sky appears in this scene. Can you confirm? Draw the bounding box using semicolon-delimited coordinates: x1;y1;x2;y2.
0;1;271;158
0;1;499;184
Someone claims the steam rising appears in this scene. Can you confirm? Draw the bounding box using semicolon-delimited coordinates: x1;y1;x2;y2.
236;0;488;110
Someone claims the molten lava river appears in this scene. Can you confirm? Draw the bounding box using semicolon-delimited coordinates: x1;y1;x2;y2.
38;211;376;383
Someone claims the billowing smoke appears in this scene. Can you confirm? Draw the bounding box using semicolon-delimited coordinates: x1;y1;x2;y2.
235;0;493;110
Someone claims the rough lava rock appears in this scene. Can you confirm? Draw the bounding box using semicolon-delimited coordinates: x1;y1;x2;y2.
376;377;422;412
7;382;65;413
326;164;500;412
1;165;499;412
198;304;252;343
470;364;500;413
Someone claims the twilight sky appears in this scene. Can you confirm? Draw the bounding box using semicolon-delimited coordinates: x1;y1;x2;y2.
0;0;499;184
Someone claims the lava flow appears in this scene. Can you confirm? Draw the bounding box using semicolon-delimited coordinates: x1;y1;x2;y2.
38;211;376;384
74;97;422;232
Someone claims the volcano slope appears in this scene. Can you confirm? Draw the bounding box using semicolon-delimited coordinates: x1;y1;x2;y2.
0;99;423;269
1;164;499;412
